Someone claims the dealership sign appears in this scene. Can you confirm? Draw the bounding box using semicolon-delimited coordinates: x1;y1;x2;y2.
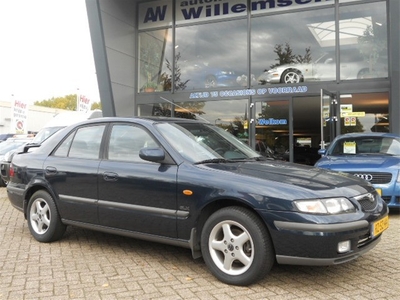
139;0;333;30
189;85;308;99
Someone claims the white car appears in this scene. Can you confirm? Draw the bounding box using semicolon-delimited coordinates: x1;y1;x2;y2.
258;50;386;84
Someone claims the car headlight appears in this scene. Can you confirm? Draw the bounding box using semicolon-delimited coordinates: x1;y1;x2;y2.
268;68;277;73
293;198;355;214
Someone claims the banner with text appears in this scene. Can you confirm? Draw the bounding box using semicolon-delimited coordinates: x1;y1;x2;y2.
78;95;91;112
12;99;28;134
139;0;333;30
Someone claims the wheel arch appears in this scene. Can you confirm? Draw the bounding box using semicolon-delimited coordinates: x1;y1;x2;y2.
190;198;273;259
23;182;59;219
280;68;303;82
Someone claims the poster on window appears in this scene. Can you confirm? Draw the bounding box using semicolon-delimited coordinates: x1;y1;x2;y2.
11;99;28;134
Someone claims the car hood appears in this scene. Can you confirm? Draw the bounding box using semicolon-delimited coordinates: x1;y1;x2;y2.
202;160;371;197
315;155;400;170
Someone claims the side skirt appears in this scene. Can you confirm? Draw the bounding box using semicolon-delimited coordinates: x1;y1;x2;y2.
62;219;196;253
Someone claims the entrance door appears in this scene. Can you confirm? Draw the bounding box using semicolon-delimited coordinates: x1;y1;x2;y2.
293;95;322;165
321;89;337;149
254;100;290;161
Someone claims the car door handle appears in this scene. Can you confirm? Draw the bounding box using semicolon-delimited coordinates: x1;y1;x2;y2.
103;172;118;181
45;166;57;175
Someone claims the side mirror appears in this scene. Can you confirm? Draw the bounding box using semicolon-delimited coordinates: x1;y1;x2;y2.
139;147;165;162
318;149;327;156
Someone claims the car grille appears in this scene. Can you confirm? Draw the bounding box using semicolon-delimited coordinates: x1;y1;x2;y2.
382;196;400;204
354;192;378;212
347;172;392;184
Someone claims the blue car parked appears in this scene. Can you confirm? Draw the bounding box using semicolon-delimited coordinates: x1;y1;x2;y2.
315;132;400;209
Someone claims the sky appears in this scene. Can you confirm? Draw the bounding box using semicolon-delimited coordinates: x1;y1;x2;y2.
0;0;100;104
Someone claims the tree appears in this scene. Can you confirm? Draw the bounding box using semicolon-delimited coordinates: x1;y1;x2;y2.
91;102;102;110
269;43;312;69
160;52;189;91
34;94;77;110
35;95;102;111
358;25;387;77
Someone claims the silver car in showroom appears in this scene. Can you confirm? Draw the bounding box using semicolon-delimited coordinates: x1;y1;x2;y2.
258;50;386;84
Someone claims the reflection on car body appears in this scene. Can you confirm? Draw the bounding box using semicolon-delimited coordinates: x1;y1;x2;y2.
315;132;400;209
7;117;388;286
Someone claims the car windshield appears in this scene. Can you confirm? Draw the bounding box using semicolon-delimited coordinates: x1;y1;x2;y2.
328;136;400;156
155;122;261;163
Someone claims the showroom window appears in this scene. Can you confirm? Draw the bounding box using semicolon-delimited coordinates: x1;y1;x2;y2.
175;19;248;90
251;7;335;85
340;92;389;133
138;29;173;93
339;2;388;80
138;99;249;141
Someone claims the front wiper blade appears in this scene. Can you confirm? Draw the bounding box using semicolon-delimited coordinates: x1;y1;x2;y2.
194;158;228;165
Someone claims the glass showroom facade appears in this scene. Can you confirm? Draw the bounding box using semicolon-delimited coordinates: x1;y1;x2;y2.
86;0;399;164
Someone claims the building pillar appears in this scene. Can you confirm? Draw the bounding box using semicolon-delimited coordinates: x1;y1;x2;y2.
389;0;400;134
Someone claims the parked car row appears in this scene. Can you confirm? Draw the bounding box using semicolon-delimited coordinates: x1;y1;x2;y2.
6;117;388;286
0;136;34;186
0;110;102;188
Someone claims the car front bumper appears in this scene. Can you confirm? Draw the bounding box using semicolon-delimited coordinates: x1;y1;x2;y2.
272;219;384;266
258;207;389;266
373;183;400;208
258;72;281;84
0;161;10;184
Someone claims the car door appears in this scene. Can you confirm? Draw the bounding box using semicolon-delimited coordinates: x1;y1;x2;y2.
97;123;178;238
44;124;106;224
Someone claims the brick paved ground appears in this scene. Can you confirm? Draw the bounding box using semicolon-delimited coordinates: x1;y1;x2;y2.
0;187;399;300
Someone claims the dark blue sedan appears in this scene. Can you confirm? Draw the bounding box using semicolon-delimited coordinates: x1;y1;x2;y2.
7;117;388;286
315;132;400;209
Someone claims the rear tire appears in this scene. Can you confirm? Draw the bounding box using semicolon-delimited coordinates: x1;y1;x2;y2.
201;207;274;286
0;178;6;187
27;190;66;242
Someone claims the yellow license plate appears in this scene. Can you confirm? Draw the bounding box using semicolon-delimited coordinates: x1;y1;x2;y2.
376;188;382;196
373;215;389;237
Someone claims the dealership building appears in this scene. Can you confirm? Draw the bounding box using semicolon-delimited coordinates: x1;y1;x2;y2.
85;0;399;163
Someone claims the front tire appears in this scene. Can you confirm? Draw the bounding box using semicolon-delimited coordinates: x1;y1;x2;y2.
27;190;66;242
205;75;217;88
281;69;302;83
201;207;274;286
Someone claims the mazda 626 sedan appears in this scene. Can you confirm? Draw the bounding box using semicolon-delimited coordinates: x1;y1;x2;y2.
7;117;389;286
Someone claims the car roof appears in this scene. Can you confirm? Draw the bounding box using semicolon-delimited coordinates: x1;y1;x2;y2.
69;116;209;127
335;132;400;139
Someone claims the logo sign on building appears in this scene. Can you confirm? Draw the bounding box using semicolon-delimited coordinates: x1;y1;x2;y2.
12;99;28;134
139;0;333;30
78;95;91;112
